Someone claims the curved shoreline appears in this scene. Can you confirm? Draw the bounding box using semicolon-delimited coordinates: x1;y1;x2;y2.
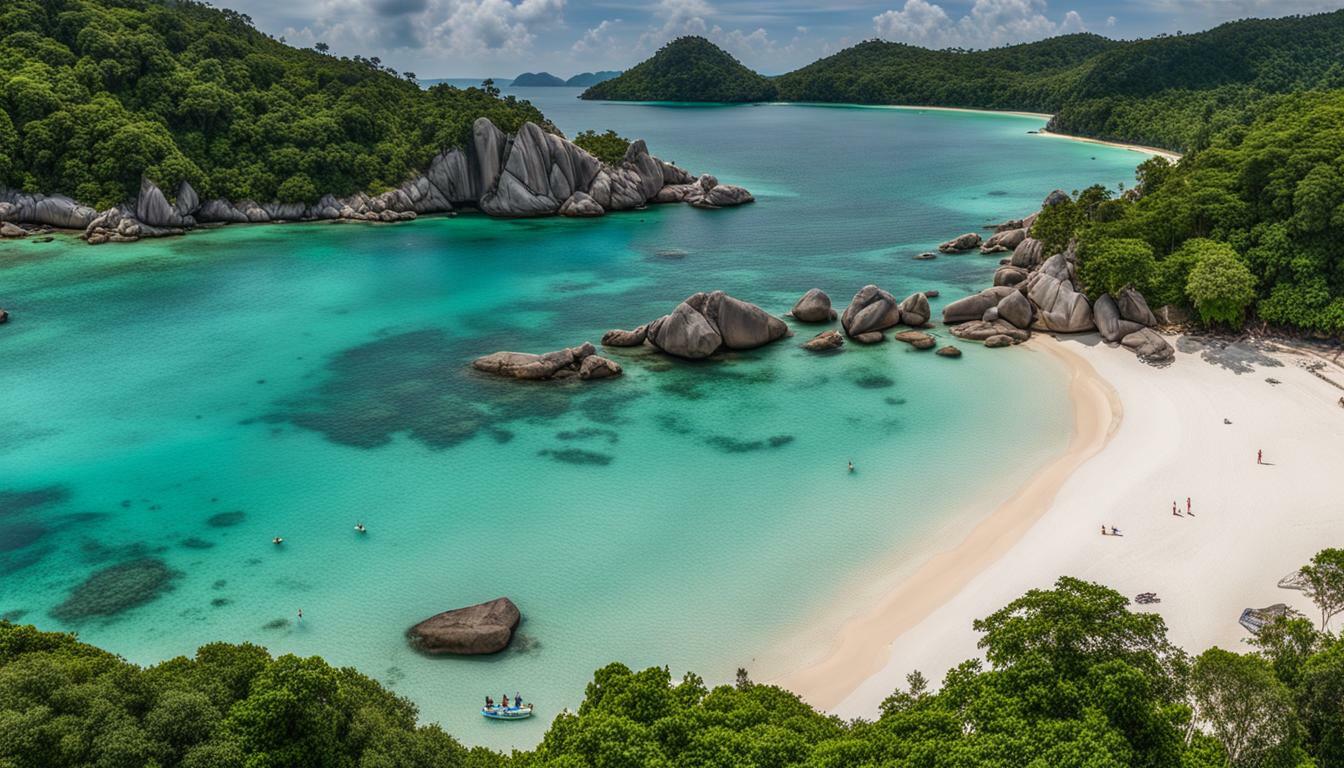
1036;129;1182;162
772;336;1122;709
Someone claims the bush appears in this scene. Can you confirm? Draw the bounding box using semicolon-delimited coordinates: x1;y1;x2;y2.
1184;240;1257;327
1078;238;1156;299
573;130;629;165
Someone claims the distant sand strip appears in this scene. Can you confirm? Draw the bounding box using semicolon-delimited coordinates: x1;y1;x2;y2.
773;338;1120;709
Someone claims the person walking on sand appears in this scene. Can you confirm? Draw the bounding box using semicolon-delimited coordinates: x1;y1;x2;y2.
1187;497;1193;516
1258;449;1263;464
1101;524;1107;535
1172;501;1180;517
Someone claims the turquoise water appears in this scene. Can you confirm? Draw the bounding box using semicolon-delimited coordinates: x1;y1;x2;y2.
0;94;1146;749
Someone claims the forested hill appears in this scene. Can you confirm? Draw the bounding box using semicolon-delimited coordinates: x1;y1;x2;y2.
0;0;548;210
580;36;776;102
586;11;1344;152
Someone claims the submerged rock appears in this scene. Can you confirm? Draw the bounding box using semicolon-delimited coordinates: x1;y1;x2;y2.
601;325;647;347
791;288;836;323
851;331;885;344
802;330;844;352
407;597;520;655
893;330;936;349
984;334;1014;348
939;232;983;253
935;345;962;358
473;342;615;381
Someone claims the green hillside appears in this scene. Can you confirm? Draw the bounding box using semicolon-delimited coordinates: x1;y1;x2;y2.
0;0;549;209
581;36;777;102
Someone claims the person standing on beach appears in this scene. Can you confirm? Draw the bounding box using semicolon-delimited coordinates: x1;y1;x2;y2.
1258;449;1263;464
1101;524;1107;535
1172;501;1180;516
1187;497;1193;516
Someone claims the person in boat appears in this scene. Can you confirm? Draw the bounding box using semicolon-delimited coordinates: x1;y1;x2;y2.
273;536;283;545
847;461;854;473
485;696;494;708
355;522;366;533
501;694;509;708
515;692;522;708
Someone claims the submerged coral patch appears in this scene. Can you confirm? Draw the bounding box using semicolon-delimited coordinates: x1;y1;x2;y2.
181;537;214;549
854;374;895;389
556;427;620;444
0;486;70;517
50;558;180;622
207;511;246;528
538;448;614;466
704;434;795;453
0;522;46;553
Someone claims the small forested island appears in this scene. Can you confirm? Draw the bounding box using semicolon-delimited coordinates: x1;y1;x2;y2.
4;551;1344;767
511;71;621;87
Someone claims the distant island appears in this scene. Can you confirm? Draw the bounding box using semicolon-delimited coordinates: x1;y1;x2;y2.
511;71;622;87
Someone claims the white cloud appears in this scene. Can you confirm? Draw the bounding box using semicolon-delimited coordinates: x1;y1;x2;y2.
873;0;1090;49
1106;15;1117;27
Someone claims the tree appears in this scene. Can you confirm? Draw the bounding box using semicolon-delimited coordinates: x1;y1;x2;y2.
1078;238;1158;299
573;129;630;165
1188;648;1302;768
1297;638;1344;765
1184;242;1257;328
1299;548;1344;632
314;41;329;53
1248;615;1321;690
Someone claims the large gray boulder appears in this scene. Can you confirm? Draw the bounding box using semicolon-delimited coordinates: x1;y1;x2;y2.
981;227;1026;253
407;597;520;655
623;140;664;200
1121;328;1175;363
942;286;1017;324
175;181;200;218
996;290;1034;330
646;291;787;359
841;285;903;337
426;148;478;204
482;122;605;216
1043;189;1070;207
1094;294;1144;343
898;292;931;326
1010;238;1046;269
1026;255;1094;333
939;232;982;253
471;117;508;197
791;288;836;323
1116;287;1157;327
601;325;647;347
559;191;604;217
994;266;1029;287
198;199;250;223
951;320;1030;343
26;193;98;229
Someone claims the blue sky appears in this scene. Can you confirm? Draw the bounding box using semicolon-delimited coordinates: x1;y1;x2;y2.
222;0;1344;78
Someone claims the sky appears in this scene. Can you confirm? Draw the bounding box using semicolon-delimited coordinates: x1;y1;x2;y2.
223;0;1344;78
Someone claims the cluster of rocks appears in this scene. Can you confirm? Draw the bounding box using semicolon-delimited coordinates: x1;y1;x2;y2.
602;291;789;360
786;286;959;356
472;341;622;381
938;190;1175;363
407;597;520;655
0;118;754;246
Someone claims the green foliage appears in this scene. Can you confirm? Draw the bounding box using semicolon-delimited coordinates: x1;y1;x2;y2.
573;130;630;165
1299;548;1344;632
1189;648;1303;768
1030;197;1083;256
581;37;777;103
1078;238;1157;299
9;556;1344;767
1184;241;1257;327
0;0;548;208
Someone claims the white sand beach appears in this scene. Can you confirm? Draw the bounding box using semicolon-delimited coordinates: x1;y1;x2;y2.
779;333;1344;716
1037;129;1183;162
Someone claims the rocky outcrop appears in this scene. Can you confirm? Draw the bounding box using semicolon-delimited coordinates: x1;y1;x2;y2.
994;265;1029;287
851;331;885;344
473;342;620;381
1026;254;1094;333
893;330;936;349
939;232;982;253
1094;294;1144;343
802;330;844;351
1121;328;1175;363
841;285;903;337
984;334;1014;348
942;286;1016;324
644;291;788;359
791;289;836;323
1;222;26;238
407;597;520;655
981;227;1026;253
951;320;1030;343
1043;189;1070;207
935;345;961;357
996;290;1034;330
1010;237;1046;269
601;326;647;347
1116;286;1157;327
897;292;931;326
3;119;752;246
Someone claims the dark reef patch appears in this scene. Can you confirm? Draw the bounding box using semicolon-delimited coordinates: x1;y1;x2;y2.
704;434;795;453
0;485;69;518
512;633;541;654
1;609;28;622
884;397;908;406
207;510;246;528
854;374;895;389
556;427;619;444
50;558;180;622
0;522;46;553
181;537;214;550
538;448;613;466
210;597;231;608
262;618;291;630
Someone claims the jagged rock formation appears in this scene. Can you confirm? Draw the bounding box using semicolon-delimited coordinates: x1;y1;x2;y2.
1;118;752;245
939;190;1174;362
939;232;982;253
407;597;520;655
893;330;936;349
840;286;932;338
802;330;844;351
472;342;621;381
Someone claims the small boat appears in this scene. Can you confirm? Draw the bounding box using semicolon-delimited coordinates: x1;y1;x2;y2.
354;523;367;533
272;536;284;545
481;704;533;720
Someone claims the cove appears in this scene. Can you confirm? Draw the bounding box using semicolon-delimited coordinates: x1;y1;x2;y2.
0;90;1152;749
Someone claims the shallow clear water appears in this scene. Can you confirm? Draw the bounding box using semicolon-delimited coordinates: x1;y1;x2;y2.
0;89;1145;749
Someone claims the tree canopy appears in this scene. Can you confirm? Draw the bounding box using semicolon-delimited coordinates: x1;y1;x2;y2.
0;0;550;209
581;37;778;103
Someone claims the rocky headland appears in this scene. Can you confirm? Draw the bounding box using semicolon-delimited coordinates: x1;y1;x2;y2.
0;118;753;245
